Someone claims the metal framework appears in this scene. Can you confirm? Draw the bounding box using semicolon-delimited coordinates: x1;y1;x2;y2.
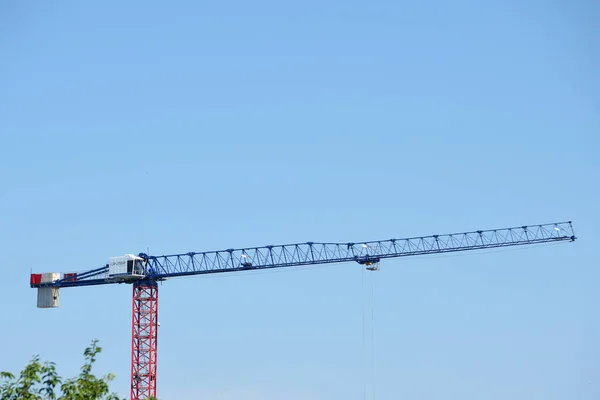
130;281;158;400
29;220;576;400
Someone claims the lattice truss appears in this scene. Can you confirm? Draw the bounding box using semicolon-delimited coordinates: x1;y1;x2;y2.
130;284;158;400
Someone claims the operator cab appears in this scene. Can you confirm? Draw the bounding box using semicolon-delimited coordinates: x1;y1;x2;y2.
108;254;145;280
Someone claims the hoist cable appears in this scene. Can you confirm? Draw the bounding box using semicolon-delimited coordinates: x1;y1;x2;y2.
361;266;366;400
371;271;376;400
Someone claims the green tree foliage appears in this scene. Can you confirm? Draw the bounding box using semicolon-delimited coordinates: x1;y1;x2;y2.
0;340;152;400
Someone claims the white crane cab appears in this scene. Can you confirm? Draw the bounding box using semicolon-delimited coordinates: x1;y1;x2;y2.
109;254;146;280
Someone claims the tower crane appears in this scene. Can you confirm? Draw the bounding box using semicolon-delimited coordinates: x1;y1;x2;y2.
30;221;576;400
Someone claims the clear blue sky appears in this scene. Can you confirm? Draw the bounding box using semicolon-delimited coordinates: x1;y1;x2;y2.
1;0;598;399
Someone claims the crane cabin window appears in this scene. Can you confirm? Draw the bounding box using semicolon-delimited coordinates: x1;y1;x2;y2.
127;259;134;274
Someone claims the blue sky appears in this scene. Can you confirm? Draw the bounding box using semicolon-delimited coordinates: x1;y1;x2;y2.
0;0;598;399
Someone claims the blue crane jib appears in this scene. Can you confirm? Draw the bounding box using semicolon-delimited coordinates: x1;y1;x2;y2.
30;221;576;291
